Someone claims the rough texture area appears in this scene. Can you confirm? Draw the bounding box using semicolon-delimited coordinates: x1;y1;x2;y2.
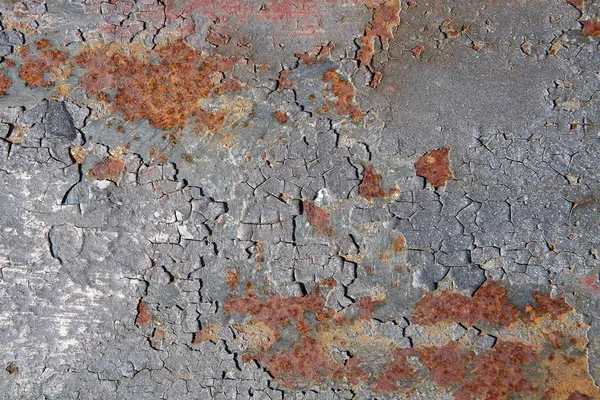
1;0;600;399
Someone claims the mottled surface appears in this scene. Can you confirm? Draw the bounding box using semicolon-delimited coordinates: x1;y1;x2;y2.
1;0;600;399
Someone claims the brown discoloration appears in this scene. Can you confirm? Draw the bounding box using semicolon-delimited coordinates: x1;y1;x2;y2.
304;201;335;237
357;0;401;67
359;164;398;201
277;69;293;90
322;68;365;123
393;235;406;253
369;71;383;88
18;44;70;88
581;20;600;37
410;45;424;56
414;147;452;189
440;18;467;39
413;281;573;327
372;348;415;392
5;363;19;375
149;327;167;348
568;0;584;12
272;110;288;124
76;40;243;132
87;155;125;181
192;324;219;344
418;341;470;387
135;300;151;327
226;269;239;288
69;146;87;164
0;75;11;96
35;39;53;50
255;337;369;389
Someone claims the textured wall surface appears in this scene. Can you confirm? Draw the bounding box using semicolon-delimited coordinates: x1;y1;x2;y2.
1;1;600;399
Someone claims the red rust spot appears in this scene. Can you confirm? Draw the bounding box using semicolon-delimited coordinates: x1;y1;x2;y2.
320;277;337;288
359;164;398;201
410;45;424;56
76;40;242;132
581;20;600;37
255;337;369;389
356;0;401;67
358;296;384;319
18;44;69;88
457;341;538;400
441;18;467;39
418;341;471;387
226;269;239;288
192;324;219;344
322;68;364;123
35;39;53;50
567;0;584;11
413;281;573;327
369;71;383;88
149;327;167;348
277;69;293;90
87;155;125;181
206;30;230;47
372;348;415;392
272;110;288;124
0;75;11;96
304;201;335;237
135;300;151;327
393;235;406;253
414;147;453;189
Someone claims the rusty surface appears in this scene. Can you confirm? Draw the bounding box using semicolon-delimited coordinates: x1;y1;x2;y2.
414;147;453;189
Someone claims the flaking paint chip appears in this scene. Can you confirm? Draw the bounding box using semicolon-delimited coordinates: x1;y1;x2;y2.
414;147;452;189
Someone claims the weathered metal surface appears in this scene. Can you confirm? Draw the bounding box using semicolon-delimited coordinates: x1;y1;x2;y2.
0;0;599;399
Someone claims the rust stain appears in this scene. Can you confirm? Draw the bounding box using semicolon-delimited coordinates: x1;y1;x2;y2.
410;45;424;56
76;39;244;132
567;0;584;12
272;110;288;124
357;0;401;68
5;363;19;376
135;300;151;327
393;235;406;253
359;164;399;201
304;201;335;237
581;20;600;37
149;327;167;348
18;43;70;88
414;147;453;189
226;269;239;288
86;155;125;181
0;75;11;96
369;71;383;88
216;279;598;396
440;18;467;39
411;281;571;326
192;324;219;344
322;68;365;123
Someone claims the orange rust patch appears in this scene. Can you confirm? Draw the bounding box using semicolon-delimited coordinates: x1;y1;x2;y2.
357;0;401;67
322;69;365;123
272;110;288;124
359;164;398;201
581;20;600;37
369;71;383;88
76;40;242;132
412;281;572;327
414;147;452;189
393;235;406;253
87;155;125;181
192;324;219;344
35;39;53;50
149;327;167;348
410;45;424;56
304;201;335;237
568;0;584;11
0;75;11;96
440;18;467;39
226;269;239;288
255;337;369;389
372;348;415;392
358;296;384;319
18;44;69;88
135;300;151;327
277;69;293;90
